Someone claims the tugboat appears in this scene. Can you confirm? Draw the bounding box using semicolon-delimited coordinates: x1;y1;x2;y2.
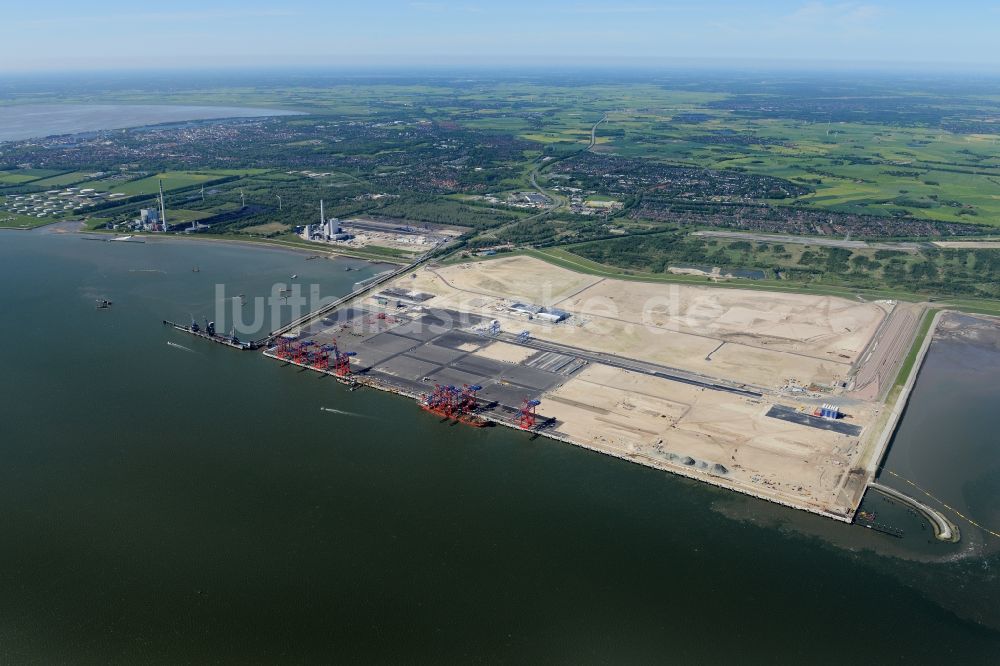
96;299;112;309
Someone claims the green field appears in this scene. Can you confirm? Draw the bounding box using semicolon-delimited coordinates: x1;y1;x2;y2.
163;208;213;224
27;171;103;188
0;212;55;229
72;169;268;196
0;171;46;185
3;74;999;311
513;247;1000;316
0;169;65;186
238;222;291;234
84;217;112;230
5;77;999;226
103;172;222;196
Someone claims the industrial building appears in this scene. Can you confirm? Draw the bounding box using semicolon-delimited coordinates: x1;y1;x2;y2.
300;200;354;242
508;303;571;323
140;208;159;225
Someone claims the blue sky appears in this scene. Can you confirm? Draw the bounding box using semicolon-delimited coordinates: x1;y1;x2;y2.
2;1;997;72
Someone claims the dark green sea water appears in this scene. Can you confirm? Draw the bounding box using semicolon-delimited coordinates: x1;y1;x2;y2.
1;230;998;663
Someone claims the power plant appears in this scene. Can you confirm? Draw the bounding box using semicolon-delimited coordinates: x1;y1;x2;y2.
300;200;351;241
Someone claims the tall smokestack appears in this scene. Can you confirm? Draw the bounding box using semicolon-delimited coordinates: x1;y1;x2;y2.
158;179;166;232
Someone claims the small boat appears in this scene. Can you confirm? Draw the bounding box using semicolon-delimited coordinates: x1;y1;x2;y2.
192;266;200;272
96;299;112;309
290;274;298;279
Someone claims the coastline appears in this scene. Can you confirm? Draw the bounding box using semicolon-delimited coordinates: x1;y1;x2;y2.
40;220;980;527
863;308;943;478
0;103;305;142
262;347;860;524
75;226;406;266
858;308;966;541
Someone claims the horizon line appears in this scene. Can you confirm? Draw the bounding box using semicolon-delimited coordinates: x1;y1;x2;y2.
3;57;1000;78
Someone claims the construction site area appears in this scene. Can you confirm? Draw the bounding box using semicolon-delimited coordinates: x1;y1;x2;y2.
262;254;927;522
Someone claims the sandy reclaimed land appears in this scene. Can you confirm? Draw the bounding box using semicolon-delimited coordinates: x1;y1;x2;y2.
543;364;873;518
382;256;898;518
406;256;885;389
475;341;538;364
556;277;887;363
422;256;885;364
424;257;602;304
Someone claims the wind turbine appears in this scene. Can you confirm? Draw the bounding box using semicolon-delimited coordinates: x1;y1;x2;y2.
240;189;245;208
276;194;282;210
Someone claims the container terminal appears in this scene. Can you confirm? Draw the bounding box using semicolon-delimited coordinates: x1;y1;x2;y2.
163;254;957;538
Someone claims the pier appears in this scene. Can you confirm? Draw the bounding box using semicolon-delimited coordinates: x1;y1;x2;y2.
867;482;959;542
162;320;257;350
253;247;449;347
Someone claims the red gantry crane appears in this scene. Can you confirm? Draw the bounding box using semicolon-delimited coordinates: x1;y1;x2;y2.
419;383;487;427
518;398;541;430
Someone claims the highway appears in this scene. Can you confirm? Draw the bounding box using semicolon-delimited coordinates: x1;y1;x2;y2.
691;230;923;253
588;114;607;150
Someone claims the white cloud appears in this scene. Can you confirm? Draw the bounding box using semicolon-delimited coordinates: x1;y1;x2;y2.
564;5;667;13
408;2;448;11
782;1;887;34
10;8;300;28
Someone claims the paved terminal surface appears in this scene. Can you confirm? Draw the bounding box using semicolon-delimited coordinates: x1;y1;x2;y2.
297;307;566;422
765;404;862;436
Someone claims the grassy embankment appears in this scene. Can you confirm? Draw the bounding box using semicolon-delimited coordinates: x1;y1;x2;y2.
463;247;1000;317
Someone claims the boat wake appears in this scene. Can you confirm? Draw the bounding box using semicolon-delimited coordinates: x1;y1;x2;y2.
320;407;370;419
167;341;196;353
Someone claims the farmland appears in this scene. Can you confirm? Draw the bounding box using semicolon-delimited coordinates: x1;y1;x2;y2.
83;171;219;196
1;71;998;307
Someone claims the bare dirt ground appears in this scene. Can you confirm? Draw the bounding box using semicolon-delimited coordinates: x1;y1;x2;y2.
409;256;886;389
476;341;537;364
544;364;877;518
420;257;602;304
390;255;918;519
557;278;887;363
